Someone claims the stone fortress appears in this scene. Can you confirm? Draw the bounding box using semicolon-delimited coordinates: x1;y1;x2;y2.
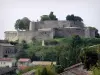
5;20;96;43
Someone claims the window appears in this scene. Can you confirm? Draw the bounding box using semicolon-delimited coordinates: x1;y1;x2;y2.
4;62;5;64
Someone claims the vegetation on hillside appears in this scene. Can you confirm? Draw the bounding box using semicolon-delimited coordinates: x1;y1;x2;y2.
11;35;100;74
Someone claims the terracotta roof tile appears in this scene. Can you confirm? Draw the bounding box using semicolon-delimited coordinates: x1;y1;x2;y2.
0;58;13;61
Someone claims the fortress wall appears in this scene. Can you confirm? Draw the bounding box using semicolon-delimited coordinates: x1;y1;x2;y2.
89;28;96;38
37;21;59;29
34;21;84;30
58;21;71;27
4;31;17;41
85;27;96;38
17;31;38;42
85;27;90;38
37;28;54;40
70;21;84;28
37;21;71;29
29;21;36;31
54;27;85;38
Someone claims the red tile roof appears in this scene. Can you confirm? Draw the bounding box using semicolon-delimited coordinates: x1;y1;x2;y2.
0;58;13;61
18;58;30;62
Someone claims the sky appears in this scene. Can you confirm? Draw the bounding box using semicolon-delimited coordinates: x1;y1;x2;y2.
0;0;100;39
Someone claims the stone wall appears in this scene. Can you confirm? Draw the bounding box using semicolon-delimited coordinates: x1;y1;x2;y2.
4;31;17;41
4;20;96;43
85;27;96;38
37;28;54;40
30;20;84;30
17;31;38;43
54;27;85;38
3;46;15;58
0;45;3;58
0;44;15;58
5;31;38;43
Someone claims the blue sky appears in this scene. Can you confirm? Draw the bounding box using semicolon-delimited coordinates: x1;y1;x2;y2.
0;0;100;39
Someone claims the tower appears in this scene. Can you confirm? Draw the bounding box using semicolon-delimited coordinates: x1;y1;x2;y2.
29;21;36;31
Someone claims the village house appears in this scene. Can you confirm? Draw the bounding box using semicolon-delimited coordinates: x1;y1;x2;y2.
0;58;16;67
0;43;17;58
17;58;31;70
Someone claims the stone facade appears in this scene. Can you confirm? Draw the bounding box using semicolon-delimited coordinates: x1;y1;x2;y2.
4;20;96;43
0;58;16;67
0;43;16;58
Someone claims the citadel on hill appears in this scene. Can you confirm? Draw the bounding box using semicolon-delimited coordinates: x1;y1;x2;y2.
5;20;96;43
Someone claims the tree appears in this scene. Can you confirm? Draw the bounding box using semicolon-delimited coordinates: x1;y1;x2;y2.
49;12;58;20
71;35;82;47
14;17;30;30
41;67;48;75
22;17;30;30
56;35;82;69
15;19;21;30
40;15;50;21
40;12;58;21
16;49;28;59
81;49;98;70
66;14;83;22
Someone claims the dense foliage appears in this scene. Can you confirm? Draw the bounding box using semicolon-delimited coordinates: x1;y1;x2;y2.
15;17;30;30
40;12;58;21
14;36;100;74
81;44;100;70
37;65;57;75
66;14;83;22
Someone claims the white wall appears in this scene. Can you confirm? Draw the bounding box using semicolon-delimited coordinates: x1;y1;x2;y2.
0;61;13;67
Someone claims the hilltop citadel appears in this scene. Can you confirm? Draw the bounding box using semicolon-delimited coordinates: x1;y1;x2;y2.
4;20;96;42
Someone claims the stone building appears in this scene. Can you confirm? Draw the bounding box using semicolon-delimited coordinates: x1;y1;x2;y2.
0;58;16;67
0;43;16;58
5;20;96;43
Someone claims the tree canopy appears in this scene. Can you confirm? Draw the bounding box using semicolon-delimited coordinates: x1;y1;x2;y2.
15;17;30;31
66;14;83;22
40;12;58;21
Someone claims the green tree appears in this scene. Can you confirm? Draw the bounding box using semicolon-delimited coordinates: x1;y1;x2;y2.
15;40;29;59
71;35;82;47
16;49;28;59
40;15;50;21
41;67;48;75
66;14;83;22
56;35;82;69
81;47;98;70
49;12;58;20
40;12;58;21
22;17;30;30
15;19;23;30
14;17;30;30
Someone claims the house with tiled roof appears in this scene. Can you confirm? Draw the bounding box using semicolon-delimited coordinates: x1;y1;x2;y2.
18;58;31;70
0;58;16;67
